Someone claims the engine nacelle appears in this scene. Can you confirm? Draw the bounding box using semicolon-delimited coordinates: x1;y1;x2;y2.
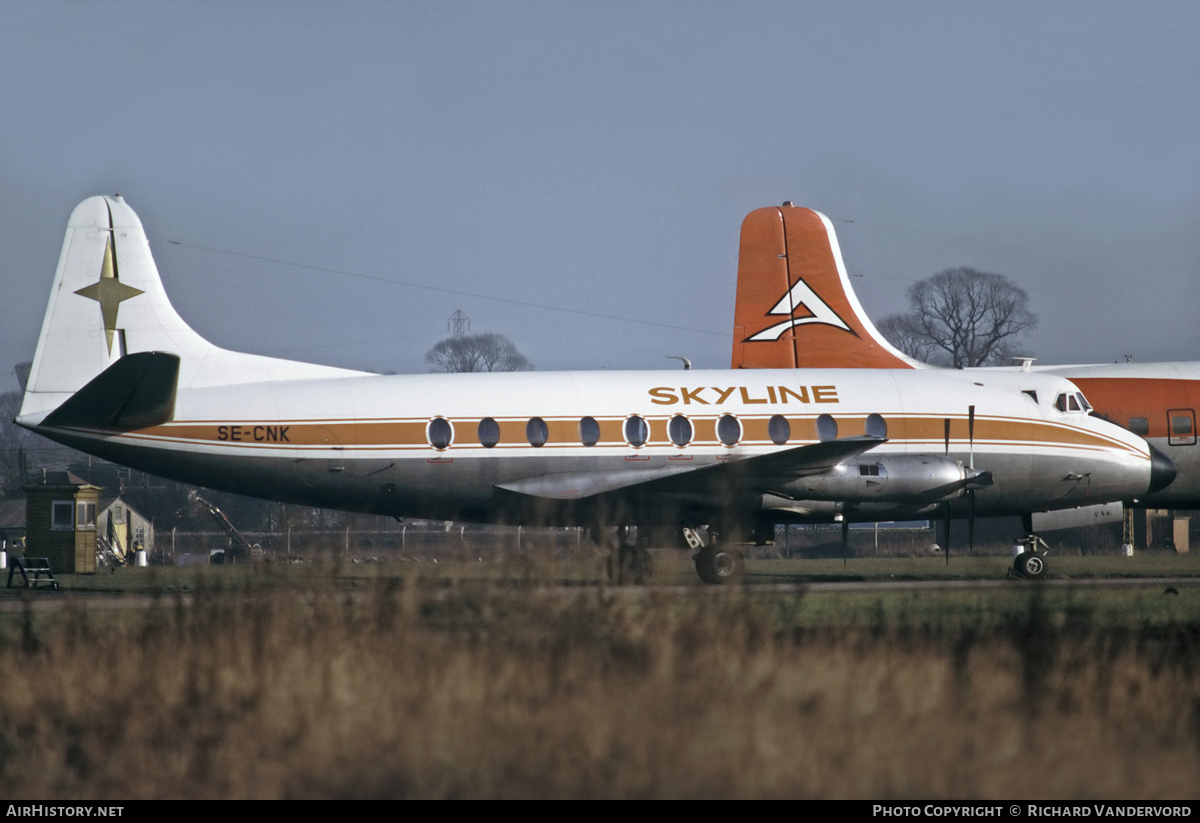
775;454;974;504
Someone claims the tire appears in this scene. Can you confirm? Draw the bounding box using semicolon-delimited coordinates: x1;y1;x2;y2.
694;548;744;585
1014;551;1047;580
607;544;652;585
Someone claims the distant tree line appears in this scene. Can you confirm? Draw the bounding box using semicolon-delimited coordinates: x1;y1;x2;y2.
425;331;532;373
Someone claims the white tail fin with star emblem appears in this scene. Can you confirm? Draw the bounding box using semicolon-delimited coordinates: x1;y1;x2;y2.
20;195;364;422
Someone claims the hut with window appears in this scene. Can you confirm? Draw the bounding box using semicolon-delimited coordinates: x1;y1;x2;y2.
23;471;101;574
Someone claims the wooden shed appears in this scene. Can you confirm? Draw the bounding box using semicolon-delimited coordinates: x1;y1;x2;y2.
23;472;101;574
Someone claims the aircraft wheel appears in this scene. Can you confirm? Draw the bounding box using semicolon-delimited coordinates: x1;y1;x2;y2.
607;544;652;585
694;547;744;585
1013;551;1047;580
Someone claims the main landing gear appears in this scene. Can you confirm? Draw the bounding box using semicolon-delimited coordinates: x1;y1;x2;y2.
1011;534;1049;580
598;526;746;586
684;527;744;585
604;526;652;585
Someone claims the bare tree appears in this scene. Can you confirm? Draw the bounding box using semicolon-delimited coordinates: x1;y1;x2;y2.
425;332;533;373
879;267;1036;368
875;314;943;365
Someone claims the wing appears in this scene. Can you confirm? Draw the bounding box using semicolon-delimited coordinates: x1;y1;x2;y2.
496;435;885;501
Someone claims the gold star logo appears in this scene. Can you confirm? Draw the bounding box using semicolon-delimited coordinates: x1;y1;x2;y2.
74;235;143;353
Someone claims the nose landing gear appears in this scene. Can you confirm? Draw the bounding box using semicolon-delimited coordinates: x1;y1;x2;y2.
1011;534;1049;580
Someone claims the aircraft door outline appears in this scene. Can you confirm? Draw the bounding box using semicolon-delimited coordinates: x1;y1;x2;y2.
1167;409;1196;446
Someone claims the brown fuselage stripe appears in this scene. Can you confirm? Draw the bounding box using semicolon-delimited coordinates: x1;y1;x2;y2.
120;413;1143;458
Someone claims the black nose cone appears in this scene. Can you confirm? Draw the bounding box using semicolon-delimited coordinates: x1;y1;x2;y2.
1148;445;1177;495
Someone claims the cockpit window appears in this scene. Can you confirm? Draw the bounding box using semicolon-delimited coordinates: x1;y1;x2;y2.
1054;392;1087;413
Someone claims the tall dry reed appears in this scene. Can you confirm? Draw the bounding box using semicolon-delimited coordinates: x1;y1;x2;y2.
0;578;1197;798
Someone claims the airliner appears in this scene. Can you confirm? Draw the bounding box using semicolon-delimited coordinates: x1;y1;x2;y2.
15;196;1173;583
728;203;1191;568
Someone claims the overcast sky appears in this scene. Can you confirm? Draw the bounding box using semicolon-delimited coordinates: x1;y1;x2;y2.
2;1;1197;391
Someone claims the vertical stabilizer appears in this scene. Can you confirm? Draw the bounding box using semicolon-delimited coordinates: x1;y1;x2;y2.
731;205;924;370
20;195;365;421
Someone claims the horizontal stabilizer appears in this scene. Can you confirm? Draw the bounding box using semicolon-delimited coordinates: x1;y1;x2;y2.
497;435;885;501
41;351;180;430
19;195;368;422
1030;501;1123;532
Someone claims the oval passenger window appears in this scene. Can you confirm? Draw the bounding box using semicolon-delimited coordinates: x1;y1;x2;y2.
668;415;693;447
428;417;453;450
477;417;500;448
526;417;548;448
579;416;600;447
717;414;741;447
816;414;838;442
865;413;887;439
768;414;790;445
625;415;649;448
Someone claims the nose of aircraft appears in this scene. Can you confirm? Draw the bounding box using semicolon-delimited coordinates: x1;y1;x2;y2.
1148;445;1177;495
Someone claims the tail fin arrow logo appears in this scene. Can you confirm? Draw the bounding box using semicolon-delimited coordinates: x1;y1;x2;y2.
744;278;853;342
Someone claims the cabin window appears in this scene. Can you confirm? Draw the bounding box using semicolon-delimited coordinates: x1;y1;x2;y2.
1128;417;1149;435
865;413;888;439
625;415;649;448
477;418;500;448
51;501;73;530
768;415;790;445
717;414;741;447
816;414;838;442
668;415;693;447
858;464;882;477
1172;415;1193;436
579;417;600;447
427;417;453;450
526;417;549;448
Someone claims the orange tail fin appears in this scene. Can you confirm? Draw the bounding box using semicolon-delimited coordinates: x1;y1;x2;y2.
731;204;921;370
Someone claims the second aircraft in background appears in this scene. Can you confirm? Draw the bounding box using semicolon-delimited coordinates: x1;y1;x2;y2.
728;202;1194;562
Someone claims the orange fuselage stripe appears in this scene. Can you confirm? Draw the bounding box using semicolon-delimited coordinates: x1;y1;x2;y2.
118;413;1141;457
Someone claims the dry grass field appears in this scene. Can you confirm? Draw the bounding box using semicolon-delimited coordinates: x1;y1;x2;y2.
1;557;1198;799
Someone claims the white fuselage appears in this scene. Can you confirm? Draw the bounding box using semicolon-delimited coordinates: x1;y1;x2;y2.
25;366;1157;526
